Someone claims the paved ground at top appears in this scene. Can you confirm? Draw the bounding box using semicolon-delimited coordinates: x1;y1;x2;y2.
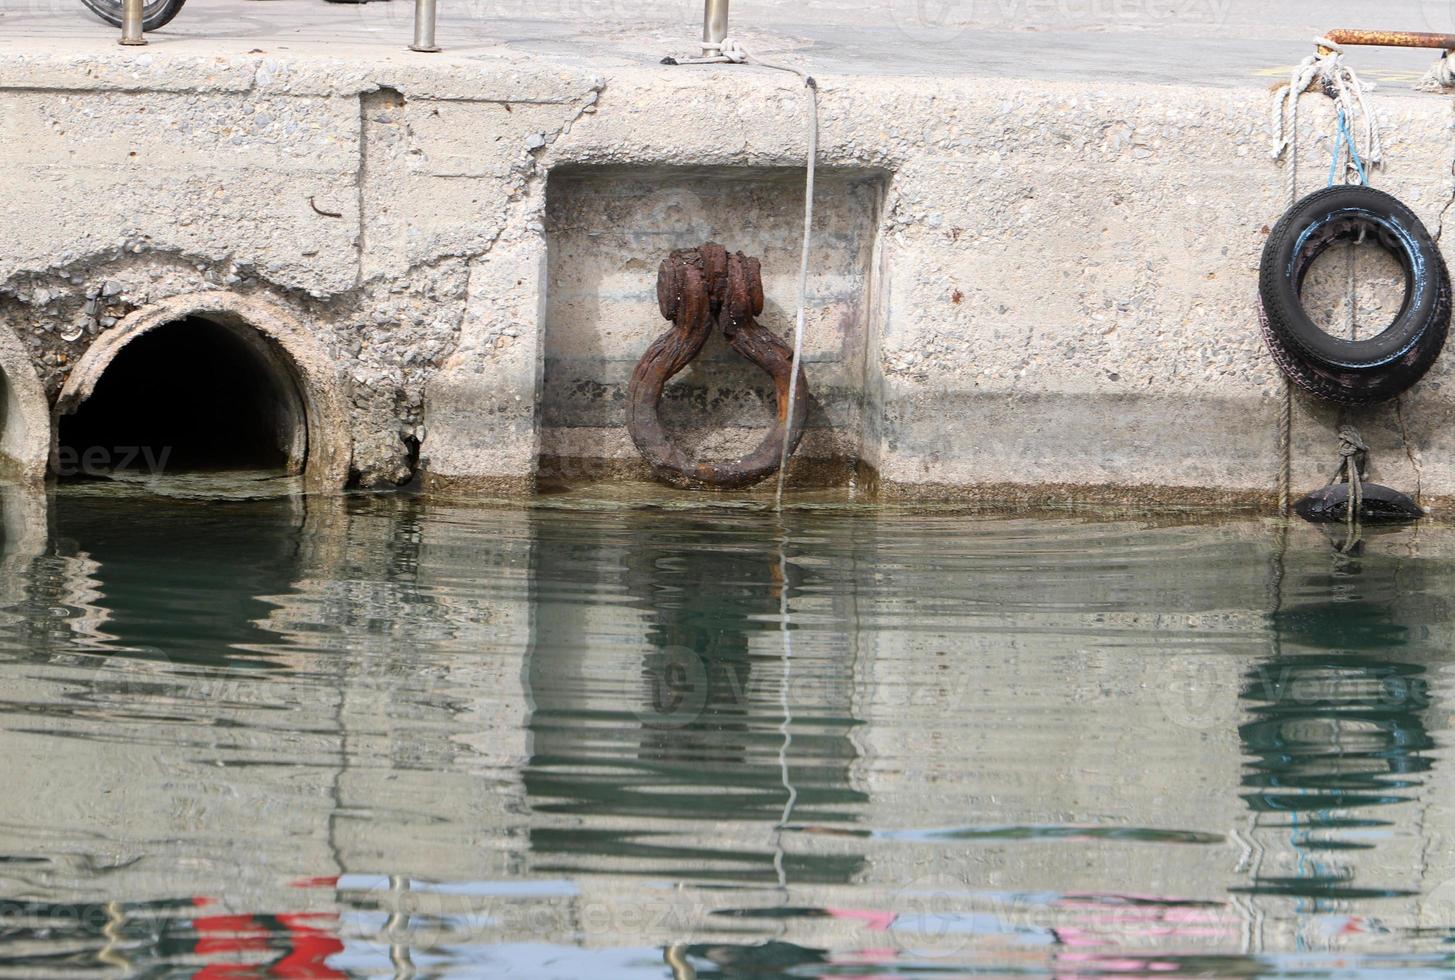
3;0;1455;91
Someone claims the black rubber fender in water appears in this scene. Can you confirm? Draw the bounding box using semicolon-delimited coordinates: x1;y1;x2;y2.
80;0;187;31
1295;482;1425;525
1259;185;1451;406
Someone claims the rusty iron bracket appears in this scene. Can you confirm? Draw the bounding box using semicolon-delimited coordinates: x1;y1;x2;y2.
626;243;809;491
1318;29;1455;56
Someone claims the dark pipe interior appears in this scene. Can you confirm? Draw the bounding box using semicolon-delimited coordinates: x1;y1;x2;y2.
58;316;296;478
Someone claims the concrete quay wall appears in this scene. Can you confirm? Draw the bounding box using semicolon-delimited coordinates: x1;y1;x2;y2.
2;40;1454;505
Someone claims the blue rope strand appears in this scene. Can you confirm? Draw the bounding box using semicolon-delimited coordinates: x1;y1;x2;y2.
1328;108;1369;187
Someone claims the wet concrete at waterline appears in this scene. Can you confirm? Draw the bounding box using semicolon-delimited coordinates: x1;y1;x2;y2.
0;484;1454;976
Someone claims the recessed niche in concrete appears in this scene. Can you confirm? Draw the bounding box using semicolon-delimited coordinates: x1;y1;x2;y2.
543;165;886;483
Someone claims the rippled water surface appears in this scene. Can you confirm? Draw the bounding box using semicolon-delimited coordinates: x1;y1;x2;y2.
1;484;1454;977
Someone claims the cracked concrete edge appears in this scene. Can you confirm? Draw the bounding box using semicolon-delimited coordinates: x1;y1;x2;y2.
355;72;605;285
0;42;606;103
56;291;353;492
409;68;606;487
420;235;547;486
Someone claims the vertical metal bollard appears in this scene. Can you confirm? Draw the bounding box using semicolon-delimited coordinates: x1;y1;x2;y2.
410;0;440;52
120;0;146;45
702;0;729;53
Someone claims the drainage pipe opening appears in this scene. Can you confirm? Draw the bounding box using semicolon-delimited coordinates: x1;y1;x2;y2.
57;315;307;481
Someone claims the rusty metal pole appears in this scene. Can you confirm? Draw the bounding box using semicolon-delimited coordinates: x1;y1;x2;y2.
1319;28;1455;54
410;0;440;53
703;0;729;54
120;0;146;45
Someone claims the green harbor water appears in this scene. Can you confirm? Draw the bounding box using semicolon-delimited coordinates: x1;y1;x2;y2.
0;482;1453;976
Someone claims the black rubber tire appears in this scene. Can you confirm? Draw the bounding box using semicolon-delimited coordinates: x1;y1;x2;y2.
1259;184;1451;406
81;0;187;31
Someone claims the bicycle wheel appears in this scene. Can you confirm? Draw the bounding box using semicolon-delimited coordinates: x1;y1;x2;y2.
80;0;188;31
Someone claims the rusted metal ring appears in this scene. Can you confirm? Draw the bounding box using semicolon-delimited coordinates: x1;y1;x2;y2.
627;242;809;491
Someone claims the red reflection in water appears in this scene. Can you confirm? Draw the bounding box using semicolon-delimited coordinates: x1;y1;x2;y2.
190;896;345;979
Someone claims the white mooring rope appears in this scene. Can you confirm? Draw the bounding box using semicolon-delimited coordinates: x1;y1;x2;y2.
1333;425;1367;545
1268;38;1384;516
667;40;819;511
1270;38;1384;205
1417;51;1455;93
669;41;815;898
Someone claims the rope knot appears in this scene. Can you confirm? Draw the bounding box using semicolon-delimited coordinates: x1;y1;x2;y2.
1337;424;1367;460
1416;51;1455;92
1330;425;1369;536
1335;424;1368;482
1270;45;1384;196
701;37;750;63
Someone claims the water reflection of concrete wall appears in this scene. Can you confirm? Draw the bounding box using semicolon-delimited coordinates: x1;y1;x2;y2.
847;519;1455;957
0;484;46;623
0;495;541;914
327;500;534;883
840;519;1258;955
2;500;1455;966
521;511;867;890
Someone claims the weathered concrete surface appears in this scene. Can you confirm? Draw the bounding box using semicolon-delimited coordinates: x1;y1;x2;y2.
0;43;604;489
0;319;50;483
3;5;1455;504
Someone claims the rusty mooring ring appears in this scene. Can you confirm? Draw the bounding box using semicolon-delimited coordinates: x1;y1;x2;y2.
626;243;809;490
